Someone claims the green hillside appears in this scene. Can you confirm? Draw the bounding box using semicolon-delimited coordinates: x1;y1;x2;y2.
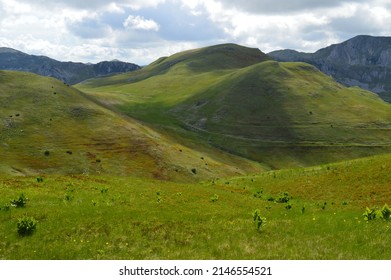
78;44;391;169
2;153;391;259
0;70;264;179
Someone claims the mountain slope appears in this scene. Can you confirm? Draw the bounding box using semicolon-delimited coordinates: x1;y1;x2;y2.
78;44;391;169
0;48;141;84
0;70;264;178
269;35;391;102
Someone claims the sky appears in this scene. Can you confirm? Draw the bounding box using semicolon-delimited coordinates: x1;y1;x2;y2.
0;0;391;65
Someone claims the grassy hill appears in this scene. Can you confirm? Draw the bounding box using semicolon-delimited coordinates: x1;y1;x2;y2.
1;153;391;259
78;44;391;169
0;70;264;179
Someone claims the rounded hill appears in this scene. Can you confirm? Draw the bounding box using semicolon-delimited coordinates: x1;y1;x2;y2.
0;70;264;178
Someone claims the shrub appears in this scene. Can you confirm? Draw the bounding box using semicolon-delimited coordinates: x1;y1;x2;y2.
156;192;162;204
381;204;391;221
17;215;37;236
64;193;73;201
36;177;44;183
64;187;75;202
363;205;391;222
100;187;109;194
2;203;10;211
363;207;381;221
276;192;291;203
11;194;28;208
253;190;263;199
253;209;266;231
210;194;219;203
285;202;293;210
267;196;275;202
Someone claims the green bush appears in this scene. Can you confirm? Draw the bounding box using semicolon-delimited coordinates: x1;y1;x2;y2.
381;204;391;221
1;203;10;211
210;194;219;202
253;189;263;199
253;209;266;231
100;187;109;194
363;205;391;222
363;207;381;221
17;215;37;236
11;194;28;208
276;192;291;203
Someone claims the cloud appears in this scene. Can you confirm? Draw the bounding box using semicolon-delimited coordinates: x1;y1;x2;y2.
1;0;391;66
16;0;166;11
138;1;226;41
123;15;160;31
328;5;391;37
67;17;111;39
212;0;367;14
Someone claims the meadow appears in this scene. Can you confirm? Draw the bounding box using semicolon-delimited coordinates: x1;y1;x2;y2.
1;153;391;260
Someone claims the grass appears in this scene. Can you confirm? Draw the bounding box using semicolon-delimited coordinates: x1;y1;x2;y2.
1;153;391;260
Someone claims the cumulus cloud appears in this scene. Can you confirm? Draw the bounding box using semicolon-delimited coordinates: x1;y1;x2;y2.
0;0;390;65
211;0;367;14
123;15;160;31
16;0;166;11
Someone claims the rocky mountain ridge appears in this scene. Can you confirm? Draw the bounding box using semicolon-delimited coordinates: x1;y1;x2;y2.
269;35;391;102
0;47;141;84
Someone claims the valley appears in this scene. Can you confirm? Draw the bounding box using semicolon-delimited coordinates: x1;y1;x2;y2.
1;40;391;260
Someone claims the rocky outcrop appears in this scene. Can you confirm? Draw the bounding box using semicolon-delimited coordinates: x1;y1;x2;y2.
0;48;141;84
269;35;391;102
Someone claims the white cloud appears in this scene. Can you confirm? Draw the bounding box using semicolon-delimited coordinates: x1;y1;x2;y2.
123;15;160;31
0;0;391;65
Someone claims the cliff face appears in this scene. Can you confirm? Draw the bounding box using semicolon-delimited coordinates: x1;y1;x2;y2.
269;35;391;102
0;48;141;84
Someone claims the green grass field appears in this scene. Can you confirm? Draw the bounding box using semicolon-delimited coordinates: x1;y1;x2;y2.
1;153;391;260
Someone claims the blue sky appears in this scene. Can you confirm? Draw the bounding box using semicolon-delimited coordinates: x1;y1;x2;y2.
0;0;390;64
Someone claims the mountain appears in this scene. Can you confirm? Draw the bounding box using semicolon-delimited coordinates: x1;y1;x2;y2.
269;35;391;102
0;70;264;178
78;43;391;169
0;47;141;84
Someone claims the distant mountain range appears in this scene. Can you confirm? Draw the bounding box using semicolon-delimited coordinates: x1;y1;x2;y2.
0;47;141;84
269;35;391;102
